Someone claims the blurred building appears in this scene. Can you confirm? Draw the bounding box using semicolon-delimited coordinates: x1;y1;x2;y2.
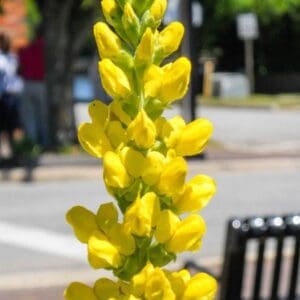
0;0;28;50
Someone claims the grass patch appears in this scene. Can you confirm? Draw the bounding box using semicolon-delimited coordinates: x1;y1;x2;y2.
200;94;300;109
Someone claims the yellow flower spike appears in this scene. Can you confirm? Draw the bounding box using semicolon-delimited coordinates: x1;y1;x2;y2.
150;0;167;21
174;118;214;156
96;202;118;234
136;28;154;64
156;156;187;196
120;147;146;178
78;123;112;158
174;175;217;214
108;223;136;256
155;210;180;243
65;282;97;300
159;22;185;57
103;151;132;189
160;57;192;104
99;59;132;99
144;268;176;300
110;100;132;126
127;109;156;149
124;192;160;237
142;151;165;185
94;22;122;59
106;120;128;148
88;230;122;269
94;278;121;300
166;214;206;253
182;273;217;300
66;206;98;244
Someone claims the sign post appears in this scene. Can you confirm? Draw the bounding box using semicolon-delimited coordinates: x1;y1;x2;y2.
237;13;259;93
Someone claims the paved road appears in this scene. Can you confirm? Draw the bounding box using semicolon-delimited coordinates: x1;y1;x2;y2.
0;162;299;289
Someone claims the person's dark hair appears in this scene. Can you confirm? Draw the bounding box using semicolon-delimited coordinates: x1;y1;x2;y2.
0;32;10;53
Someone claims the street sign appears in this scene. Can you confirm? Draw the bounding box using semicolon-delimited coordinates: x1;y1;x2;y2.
237;13;259;40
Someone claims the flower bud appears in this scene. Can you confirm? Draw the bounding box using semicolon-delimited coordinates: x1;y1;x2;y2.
101;0;121;26
159;22;184;57
136;28;154;65
88;231;122;269
127;109;156;149
174;118;213;156
66;206;98;243
157;156;187;196
166;215;206;253
174;175;216;213
94;22;122;59
183;273;217;300
123;3;140;45
65;282;97;300
160;57;191;103
150;0;167;21
99;59;132;99
103;151;131;188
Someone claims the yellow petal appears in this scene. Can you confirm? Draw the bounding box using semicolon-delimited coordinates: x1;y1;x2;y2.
66;206;98;243
136;28;154;63
78;123;112;158
175;118;213;156
157;156;187;196
110;100;132;126
99;59;131;99
96;202;118;233
132;263;155;297
159;22;184;57
94;278;121;300
88;100;109;127
144;65;163;99
120;147;146;178
88;230;122;269
174;175;216;213
65;282;97;300
106;120;128;148
150;0;167;21
166;269;191;298
183;273;217;300
166;215;206;253
155;210;180;243
103;151;132;188
142;151;165;186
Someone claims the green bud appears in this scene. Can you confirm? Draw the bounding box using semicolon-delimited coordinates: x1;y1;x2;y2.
148;244;176;267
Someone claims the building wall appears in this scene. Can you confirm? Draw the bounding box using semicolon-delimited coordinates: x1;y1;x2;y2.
0;0;28;50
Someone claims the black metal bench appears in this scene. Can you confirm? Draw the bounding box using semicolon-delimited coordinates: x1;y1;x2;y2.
185;214;300;300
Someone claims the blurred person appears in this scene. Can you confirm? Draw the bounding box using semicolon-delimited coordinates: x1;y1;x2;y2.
19;26;49;149
0;33;24;162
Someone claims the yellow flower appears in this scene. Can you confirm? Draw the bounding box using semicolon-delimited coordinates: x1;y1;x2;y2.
127;109;156;149
159;57;191;103
150;0;167;21
78;100;112;158
101;0;121;26
155;210;180;244
166;215;206;253
88;230;122;269
103;151;132;188
144;65;164;99
142;151;165;185
156;156;187;196
173;118;214;156
124;192;160;237
94;22;122;59
66;206;98;243
132;263;155;297
135;28;154;64
159;22;184;57
173;175;216;213
182;273;217;300
110;100;132;126
120;147;146;178
99;59;132;99
166;269;191;298
65;282;97;300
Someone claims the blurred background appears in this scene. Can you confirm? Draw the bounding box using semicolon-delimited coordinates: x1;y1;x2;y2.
0;0;299;299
